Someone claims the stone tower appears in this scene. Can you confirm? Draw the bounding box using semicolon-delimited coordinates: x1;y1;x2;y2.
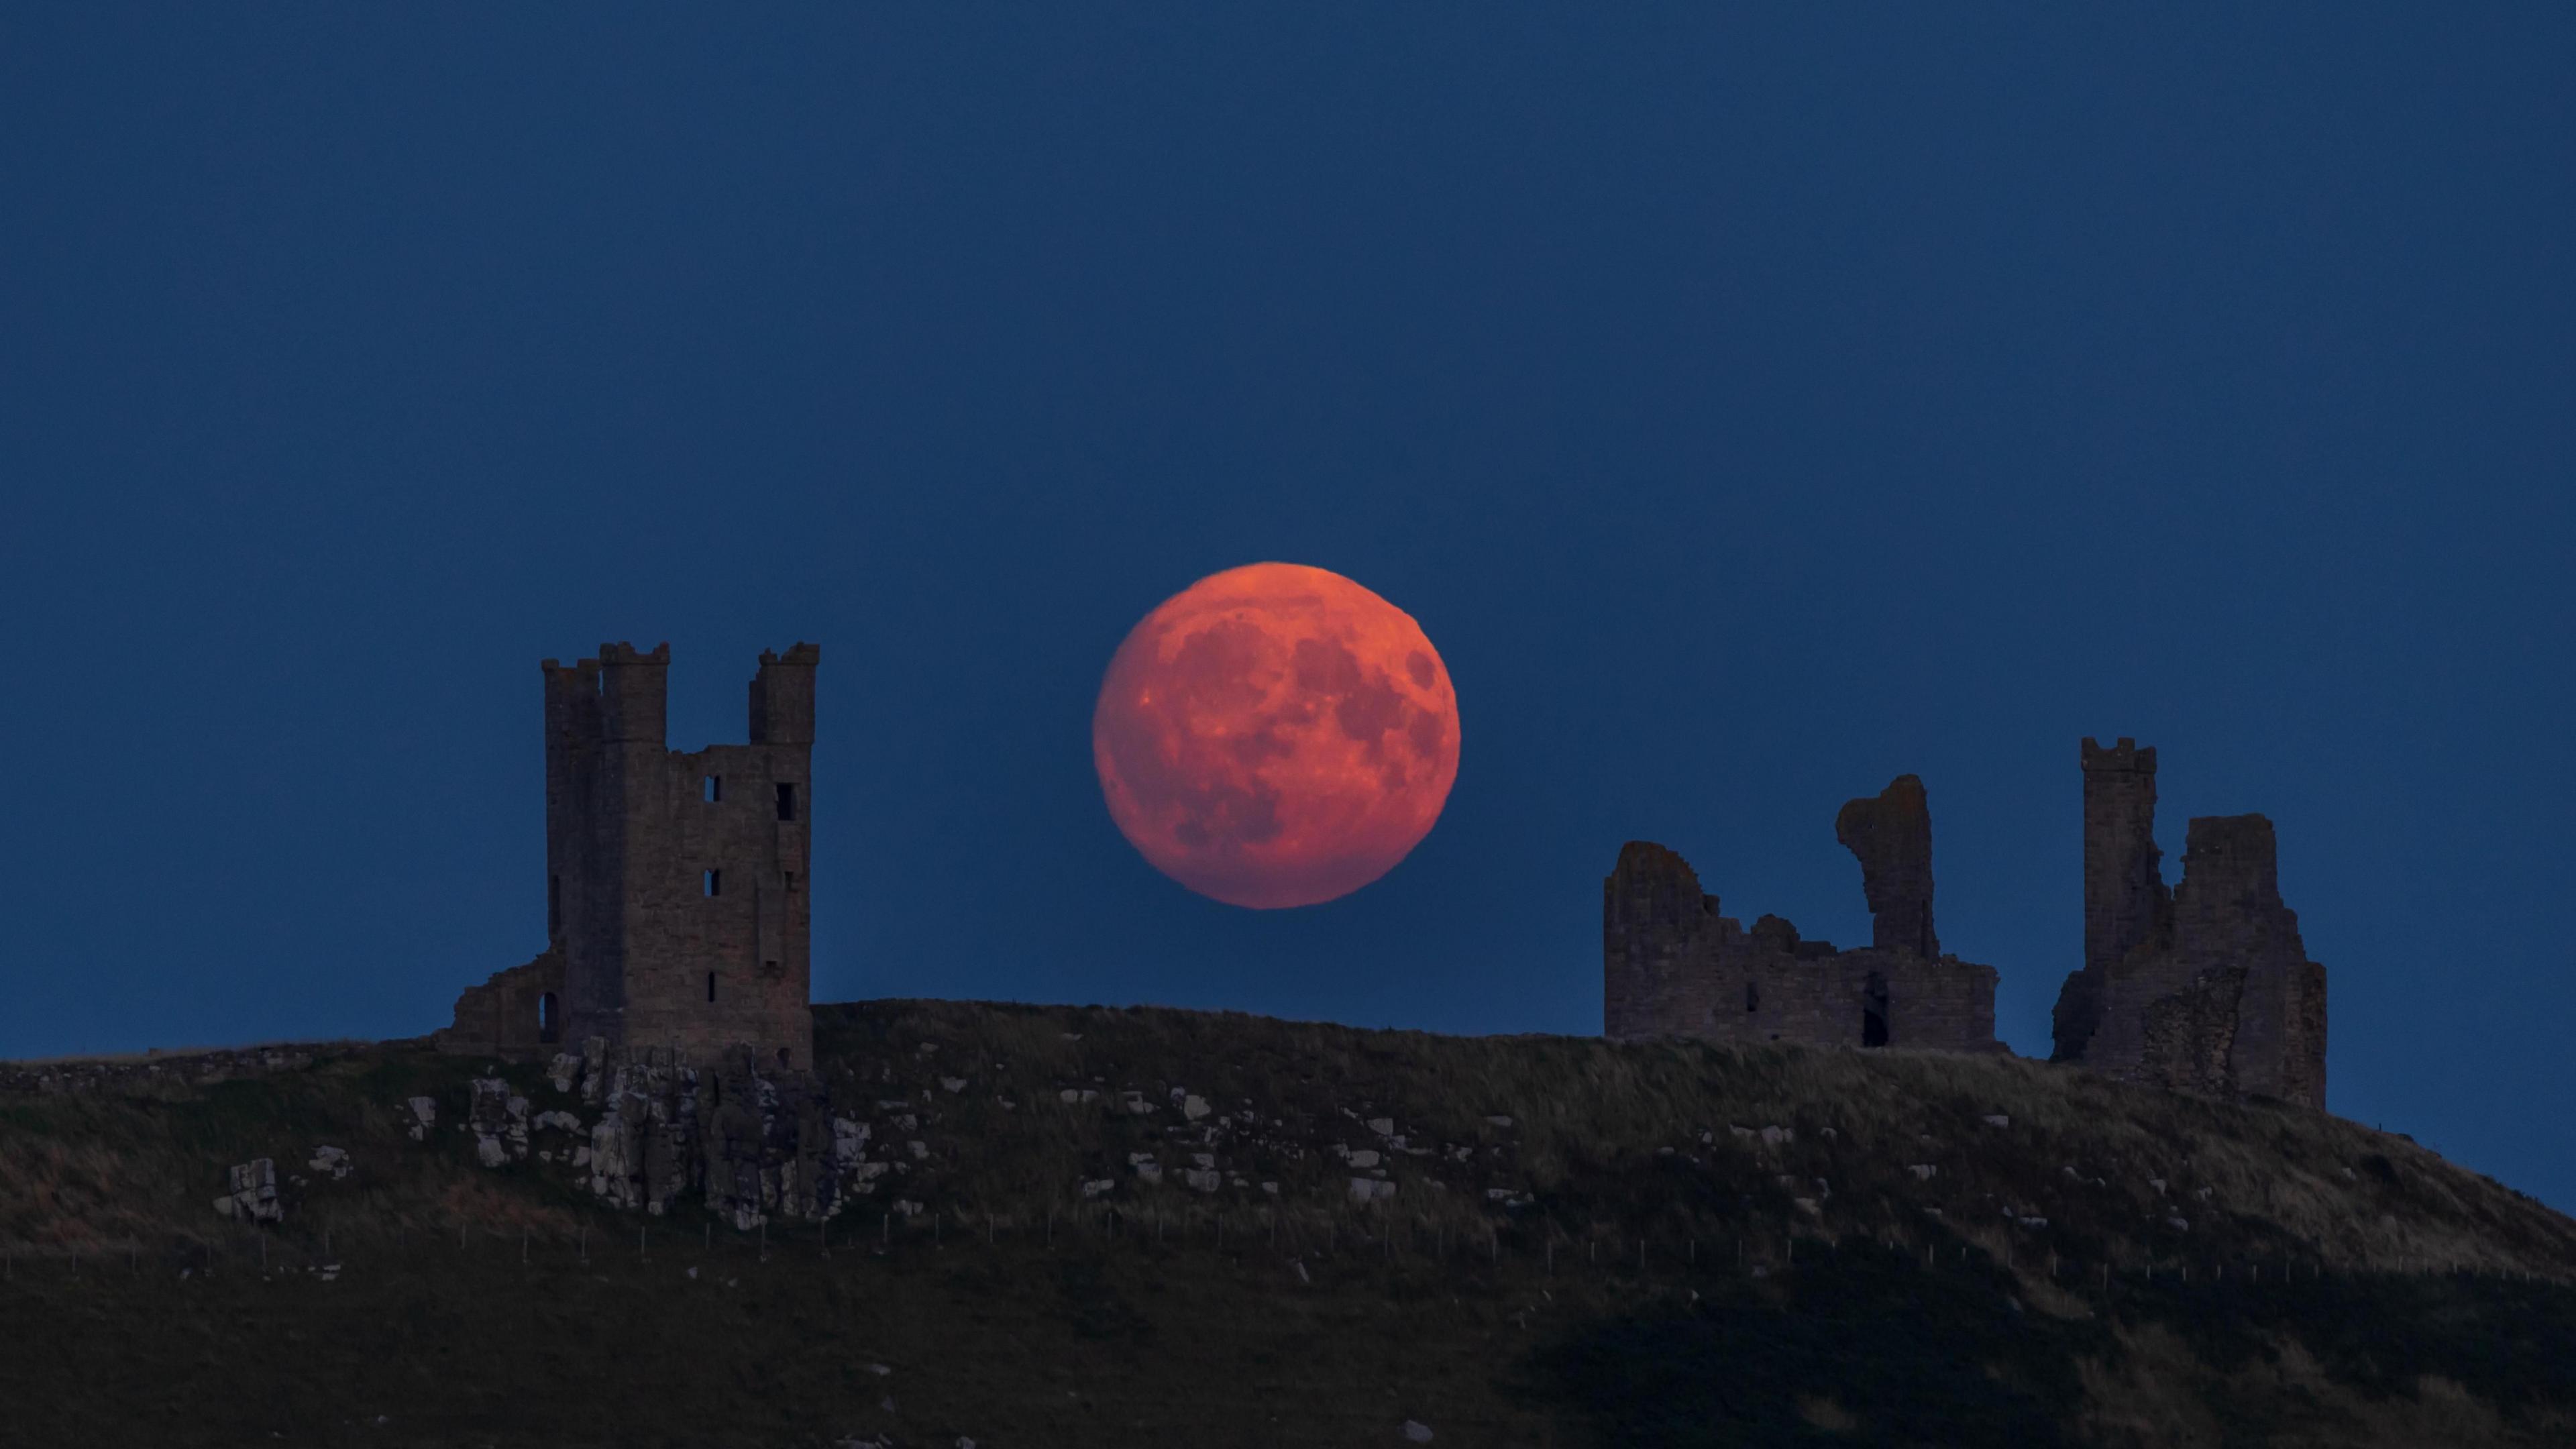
2051;738;2326;1108
2056;738;2174;1061
439;642;818;1071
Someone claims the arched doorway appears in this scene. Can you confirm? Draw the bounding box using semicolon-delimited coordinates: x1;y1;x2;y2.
1862;973;1889;1048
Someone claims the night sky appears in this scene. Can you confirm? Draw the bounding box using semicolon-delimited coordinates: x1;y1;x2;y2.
5;10;2570;1210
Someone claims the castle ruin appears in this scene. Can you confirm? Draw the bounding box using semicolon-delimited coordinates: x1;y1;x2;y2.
1604;775;2002;1052
1605;741;2330;1110
2051;737;2327;1108
437;641;819;1072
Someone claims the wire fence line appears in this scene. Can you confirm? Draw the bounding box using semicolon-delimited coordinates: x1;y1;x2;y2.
2;1200;2566;1295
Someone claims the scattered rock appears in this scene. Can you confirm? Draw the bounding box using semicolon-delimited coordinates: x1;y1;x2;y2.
548;1053;582;1095
1350;1177;1397;1204
1182;1094;1211;1122
1403;1421;1435;1443
907;1140;928;1161
1368;1117;1396;1136
1760;1125;1793;1148
468;1077;531;1167
213;1159;281;1222
940;1077;966;1094
1794;1197;1821;1217
1982;1114;2010;1129
2167;1216;2190;1232
1348;1149;1383;1169
1908;1164;1937;1181
1487;1116;1513;1128
1081;1178;1115;1199
307;1145;352;1181
1183;1169;1220;1193
406;1097;437;1141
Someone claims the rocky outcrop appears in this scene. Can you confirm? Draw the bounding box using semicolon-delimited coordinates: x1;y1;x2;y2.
553;1040;866;1227
1834;774;1938;958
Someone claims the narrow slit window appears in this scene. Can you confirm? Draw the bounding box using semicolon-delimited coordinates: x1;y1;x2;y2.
706;971;717;1003
703;775;722;803
776;782;798;822
783;871;797;894
1745;982;1760;1014
703;869;721;897
537;991;559;1044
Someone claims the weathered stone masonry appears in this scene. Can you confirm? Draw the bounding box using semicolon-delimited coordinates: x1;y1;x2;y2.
1605;775;2002;1053
2052;737;2327;1108
437;642;818;1073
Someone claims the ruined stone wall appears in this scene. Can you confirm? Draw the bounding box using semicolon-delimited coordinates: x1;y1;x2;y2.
1834;775;1937;958
1603;774;1999;1054
2052;742;2328;1109
447;642;817;1069
432;951;565;1059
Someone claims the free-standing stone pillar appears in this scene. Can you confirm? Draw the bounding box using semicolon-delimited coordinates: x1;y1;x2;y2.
1835;775;1938;959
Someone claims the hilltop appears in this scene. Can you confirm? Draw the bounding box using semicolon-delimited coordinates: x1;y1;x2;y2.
3;999;2572;1446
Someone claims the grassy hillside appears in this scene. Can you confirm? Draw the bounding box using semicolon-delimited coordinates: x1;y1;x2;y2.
2;998;2571;1446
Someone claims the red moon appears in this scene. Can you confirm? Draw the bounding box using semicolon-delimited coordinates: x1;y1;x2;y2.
1092;562;1461;909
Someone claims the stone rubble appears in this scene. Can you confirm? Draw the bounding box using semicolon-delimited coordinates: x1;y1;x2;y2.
468;1077;531;1167
307;1145;352;1181
214;1159;282;1222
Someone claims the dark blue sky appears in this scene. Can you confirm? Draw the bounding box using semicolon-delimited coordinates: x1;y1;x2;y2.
5;9;2569;1207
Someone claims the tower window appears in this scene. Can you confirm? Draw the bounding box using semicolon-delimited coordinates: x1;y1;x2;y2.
1745;983;1759;1014
776;782;798;822
706;971;717;1003
703;775;722;803
784;871;797;894
703;869;721;897
537;991;559;1044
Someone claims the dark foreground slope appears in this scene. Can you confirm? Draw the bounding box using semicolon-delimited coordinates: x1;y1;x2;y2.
2;998;2572;1447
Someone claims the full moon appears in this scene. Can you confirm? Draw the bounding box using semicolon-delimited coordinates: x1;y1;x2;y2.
1092;562;1461;909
